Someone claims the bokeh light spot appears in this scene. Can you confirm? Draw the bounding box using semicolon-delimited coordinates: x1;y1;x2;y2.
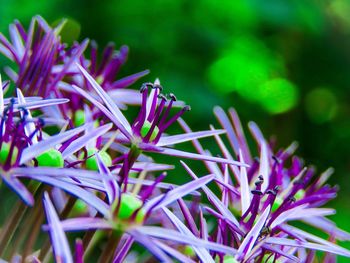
259;78;299;114
305;87;338;123
208;36;286;104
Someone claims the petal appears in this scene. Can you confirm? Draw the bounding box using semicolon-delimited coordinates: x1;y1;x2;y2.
2;175;34;206
136;226;238;255
236;205;271;261
163;207;214;263
76;64;132;135
57;218;111;232
146;146;248;167
156;129;226;147
96;152;120;205
20;125;86;164
143;174;215;212
43;192;73;263
61;123;112;158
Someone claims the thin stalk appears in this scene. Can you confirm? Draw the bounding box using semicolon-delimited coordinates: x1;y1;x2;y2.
38;195;77;261
0;181;41;256
98;232;121;263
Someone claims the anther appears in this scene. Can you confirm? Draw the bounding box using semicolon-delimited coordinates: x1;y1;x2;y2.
266;189;277;196
251;190;263;195
154;83;163;91
272;155;281;163
183;105;191;111
288;196;296;202
169;93;177;101
157;94;167;101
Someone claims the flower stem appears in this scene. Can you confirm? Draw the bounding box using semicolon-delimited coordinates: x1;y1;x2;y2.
98;232;121;263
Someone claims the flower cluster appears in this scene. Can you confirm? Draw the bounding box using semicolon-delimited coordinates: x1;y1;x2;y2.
0;16;349;262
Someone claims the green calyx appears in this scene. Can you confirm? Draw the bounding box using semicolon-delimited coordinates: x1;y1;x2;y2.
183;245;195;257
0;142;18;166
272;190;305;213
140;121;159;142
74;110;85;127
36;149;64;168
112;194;145;225
215;255;239;263
85;148;112;171
74;109;99;127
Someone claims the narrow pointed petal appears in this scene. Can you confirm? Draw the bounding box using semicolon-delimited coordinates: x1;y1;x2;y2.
281;225;350;257
76;64;132;134
20;125;86;164
147;146;249;167
236;205;271;261
71;84;132;140
271;206;335;229
16;89;37;143
214;106;240;154
58;218;111;231
0;75;4;113
2;175;34;206
265;237;350;257
163;207;215;263
258;140;269;192
143;174;215;212
25;175;109;215
127;229;173;263
156;129;226;147
61;123;112;158
13;98;69;111
239;151;251;215
136;226;238;255
181;161;240;227
96;152;120;205
154;240;196;263
75;239;84;263
43;192;73;263
111;69;150;89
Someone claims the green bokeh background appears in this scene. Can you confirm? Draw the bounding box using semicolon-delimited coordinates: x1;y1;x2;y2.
1;0;350;260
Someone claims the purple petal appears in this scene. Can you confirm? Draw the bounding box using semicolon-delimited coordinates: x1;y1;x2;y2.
265;237;350;257
111;69;150;89
271;206;335;229
75;239;84;263
181;161;240;227
258;140;269;192
76;64;132;135
156;129;226;147
147;146;248;167
96;152;120;205
143;174;215;212
2;175;34;206
71;84;132;140
43;192;73;263
20;125;86;164
154;240;197;263
239;151;251;215
61;123;112;158
213;106;240;156
24;175;108;215
163;207;214;262
136;226;238;255
13;98;69;111
127;229;173;263
236;205;271;261
58;218;111;231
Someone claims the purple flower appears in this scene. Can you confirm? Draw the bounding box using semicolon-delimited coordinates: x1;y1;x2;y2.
176;106;350;261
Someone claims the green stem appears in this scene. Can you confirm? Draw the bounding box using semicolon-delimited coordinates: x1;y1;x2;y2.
38;196;77;261
98;232;121;263
0;181;41;257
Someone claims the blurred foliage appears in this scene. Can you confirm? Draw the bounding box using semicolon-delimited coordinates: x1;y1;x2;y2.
1;0;350;259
